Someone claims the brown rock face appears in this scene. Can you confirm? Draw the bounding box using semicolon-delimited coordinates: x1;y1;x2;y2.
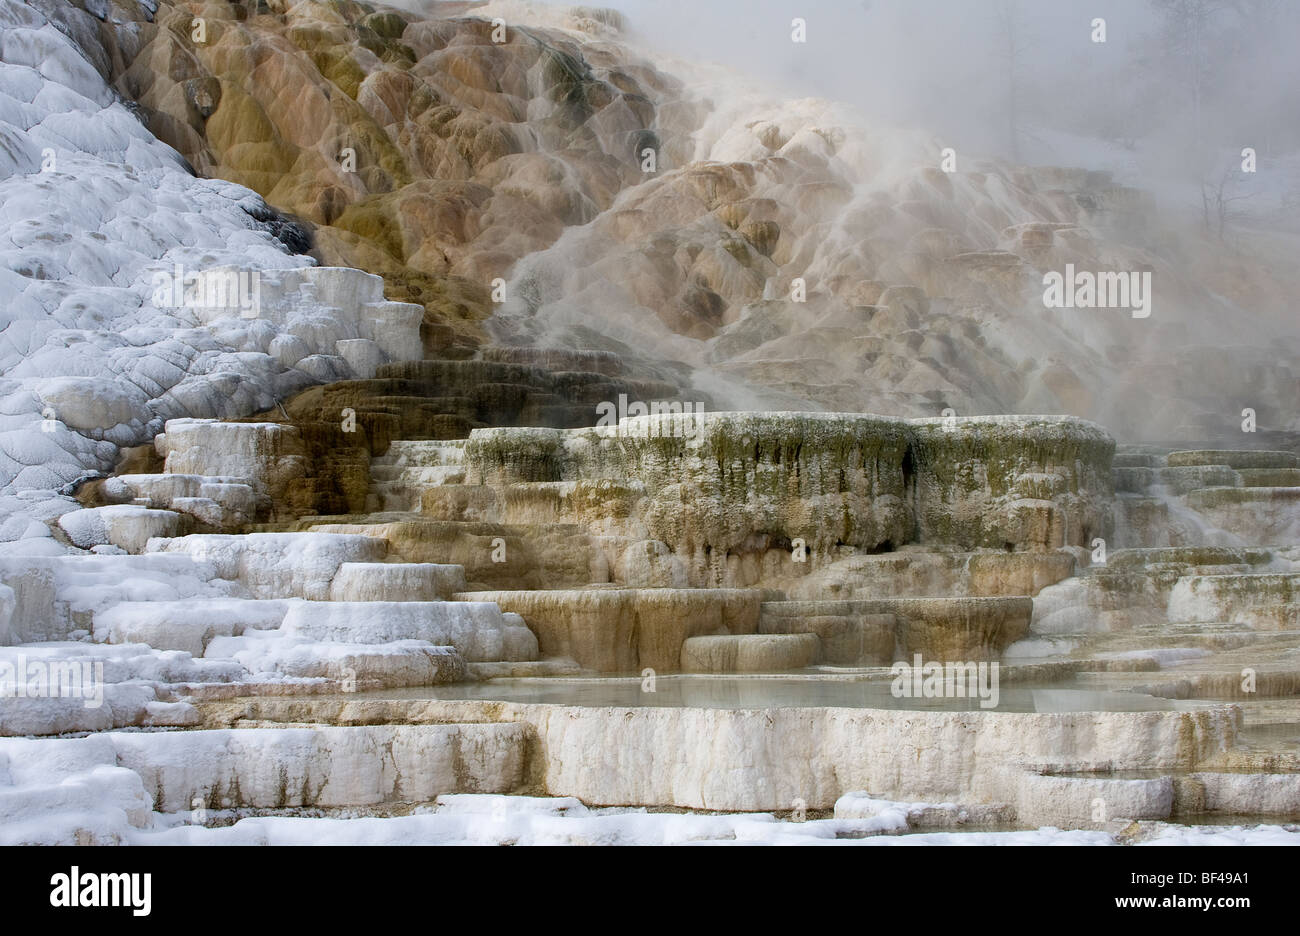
95;0;1298;438
200;349;707;521
106;0;681;353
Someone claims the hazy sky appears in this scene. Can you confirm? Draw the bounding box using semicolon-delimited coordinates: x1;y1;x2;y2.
546;0;1299;200
598;1;1152;147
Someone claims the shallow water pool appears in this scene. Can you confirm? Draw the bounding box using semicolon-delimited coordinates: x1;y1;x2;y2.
361;675;1214;713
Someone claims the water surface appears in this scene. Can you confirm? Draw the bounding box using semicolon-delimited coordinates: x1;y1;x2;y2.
359;675;1213;713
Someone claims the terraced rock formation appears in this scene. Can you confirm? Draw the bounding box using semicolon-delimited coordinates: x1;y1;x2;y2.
55;0;1293;435
16;396;1300;800
102;0;681;355
2;0;1299;846
7;362;1300;840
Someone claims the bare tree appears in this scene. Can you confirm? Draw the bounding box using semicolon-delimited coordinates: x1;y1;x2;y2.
1149;0;1231;151
1200;167;1256;240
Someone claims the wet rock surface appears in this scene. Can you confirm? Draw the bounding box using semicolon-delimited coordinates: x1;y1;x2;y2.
2;0;1299;844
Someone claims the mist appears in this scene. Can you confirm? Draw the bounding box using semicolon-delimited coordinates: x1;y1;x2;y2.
577;0;1300;223
380;0;1300;441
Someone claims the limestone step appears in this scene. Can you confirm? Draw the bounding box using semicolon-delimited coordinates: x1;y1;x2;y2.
1076;555;1276;602
420;480;644;526
680;634;820;673
304;517;602;589
480;346;628;376
376;358;680;396
373;465;467;485
1097;657;1300;701
1183;487;1300;545
283;347;698;447
467;658;585;679
1113;465;1240;495
109;725;531;811
1111;495;1174;548
0;641;221;736
58;505;191;554
454;587;763;673
760;596;1032;660
1014;764;1300;823
1167;573;1300;628
369;471;468;513
1217;723;1300;767
145;531;389;600
1112;467;1152;493
367;360;684;426
1100;546;1278;570
367;440;471;511
1070;626;1268;655
279;599;539;662
785;550;1074;601
1014;772;1175;826
1167;450;1300;470
1112;451;1168;469
1238;468;1300;487
1185;485;1300;507
372;439;467;468
93;598;292;655
0;552;248;644
204;632;472;688
328;562;467;601
1111;490;1273;550
1031;550;1294;635
94;473;264;529
760;610;895;664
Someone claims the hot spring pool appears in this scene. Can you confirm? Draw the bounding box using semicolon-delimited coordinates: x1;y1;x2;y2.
354;674;1214;713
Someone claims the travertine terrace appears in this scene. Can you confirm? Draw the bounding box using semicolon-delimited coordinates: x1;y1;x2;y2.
1;0;1298;848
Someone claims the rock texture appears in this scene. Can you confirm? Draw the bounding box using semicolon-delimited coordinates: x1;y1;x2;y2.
3;0;1300;844
0;0;419;553
462;412;1114;565
106;0;682;356
66;0;1295;440
463;587;761;672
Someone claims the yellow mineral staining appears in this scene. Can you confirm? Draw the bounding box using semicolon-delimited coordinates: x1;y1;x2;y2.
109;0;671;351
